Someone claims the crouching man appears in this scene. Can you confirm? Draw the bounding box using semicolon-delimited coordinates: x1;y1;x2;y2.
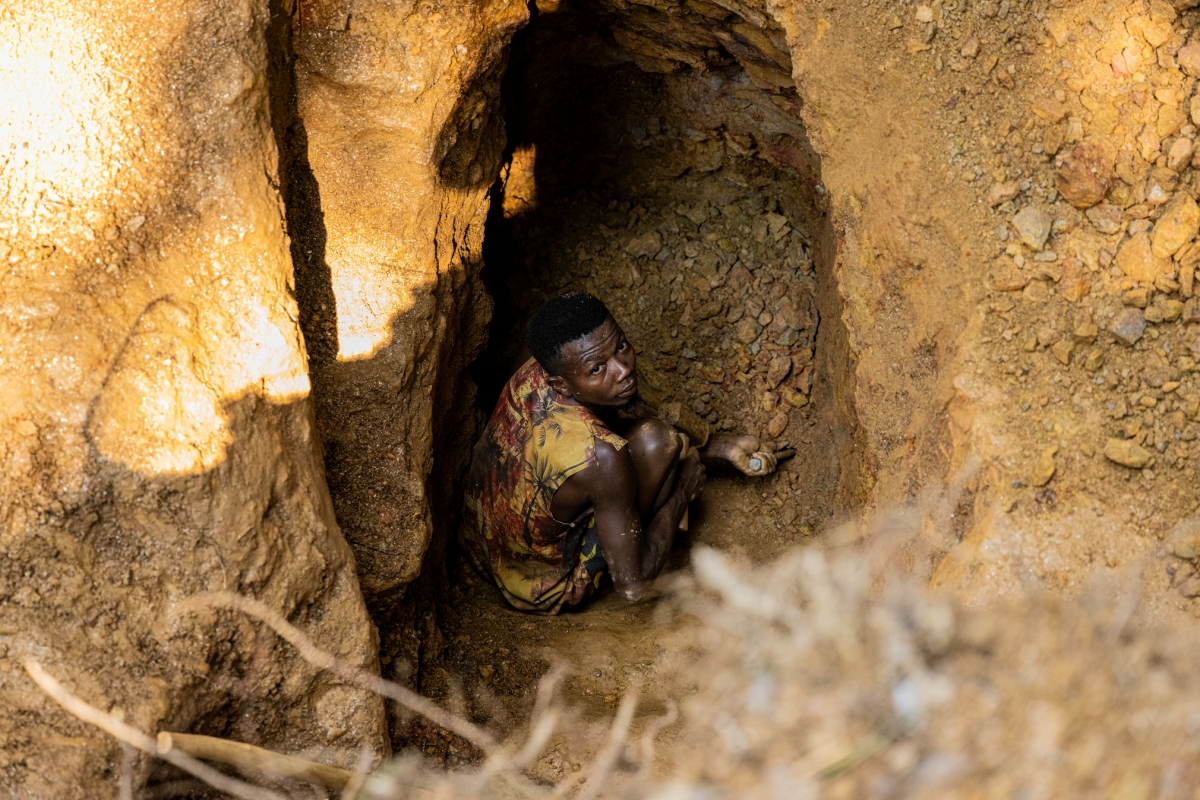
461;292;776;614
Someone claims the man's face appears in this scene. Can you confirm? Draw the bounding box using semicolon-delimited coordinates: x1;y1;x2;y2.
548;316;638;409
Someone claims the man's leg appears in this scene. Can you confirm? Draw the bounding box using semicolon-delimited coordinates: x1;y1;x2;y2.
623;418;683;519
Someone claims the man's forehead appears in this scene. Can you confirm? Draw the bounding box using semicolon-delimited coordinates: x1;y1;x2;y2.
564;317;622;361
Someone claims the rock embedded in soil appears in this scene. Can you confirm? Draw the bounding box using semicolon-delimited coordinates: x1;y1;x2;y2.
1168;137;1195;172
1152;193;1200;259
624;230;663;259
1104;438;1154;469
1032;446;1058;487
735;317;762;344
1013;206;1053;251
1178;43;1200;76
1117;231;1171;282
767;410;789;438
1086;203;1124;235
1055;142;1114;208
987;181;1021;207
1111;307;1148;346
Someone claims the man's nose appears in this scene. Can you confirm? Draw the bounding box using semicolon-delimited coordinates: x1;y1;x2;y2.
613;358;631;382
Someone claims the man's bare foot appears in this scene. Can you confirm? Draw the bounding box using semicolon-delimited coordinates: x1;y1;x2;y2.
700;434;777;477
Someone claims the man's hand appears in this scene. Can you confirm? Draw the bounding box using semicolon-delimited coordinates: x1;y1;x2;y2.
676;454;706;502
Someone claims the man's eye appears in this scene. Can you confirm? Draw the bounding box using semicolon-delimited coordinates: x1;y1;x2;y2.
616;341;627;351
591;364;603;375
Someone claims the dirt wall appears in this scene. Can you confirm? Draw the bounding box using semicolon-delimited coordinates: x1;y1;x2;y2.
0;1;388;795
287;0;528;596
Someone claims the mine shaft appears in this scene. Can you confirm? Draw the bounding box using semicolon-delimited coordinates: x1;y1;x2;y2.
7;0;1200;797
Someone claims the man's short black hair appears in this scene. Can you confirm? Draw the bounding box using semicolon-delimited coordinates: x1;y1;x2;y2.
526;292;611;375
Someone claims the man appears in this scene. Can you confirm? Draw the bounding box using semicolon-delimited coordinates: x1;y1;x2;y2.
462;292;777;614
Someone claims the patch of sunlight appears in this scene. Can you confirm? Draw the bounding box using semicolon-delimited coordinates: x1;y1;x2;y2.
502;144;538;220
331;245;419;361
0;3;150;244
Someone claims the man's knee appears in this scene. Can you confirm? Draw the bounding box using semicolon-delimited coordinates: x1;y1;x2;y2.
626;418;681;464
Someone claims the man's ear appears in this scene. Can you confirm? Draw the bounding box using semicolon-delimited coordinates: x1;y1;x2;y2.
546;374;573;397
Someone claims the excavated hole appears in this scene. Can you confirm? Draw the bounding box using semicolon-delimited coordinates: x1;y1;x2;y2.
384;6;861;767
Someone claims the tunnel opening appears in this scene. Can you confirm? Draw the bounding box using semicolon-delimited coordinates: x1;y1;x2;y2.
384;0;864;765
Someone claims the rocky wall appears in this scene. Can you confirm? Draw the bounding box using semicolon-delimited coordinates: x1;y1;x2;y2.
0;1;387;795
288;0;528;596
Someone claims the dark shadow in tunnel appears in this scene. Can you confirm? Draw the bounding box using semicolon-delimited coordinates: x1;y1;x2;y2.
266;0;337;372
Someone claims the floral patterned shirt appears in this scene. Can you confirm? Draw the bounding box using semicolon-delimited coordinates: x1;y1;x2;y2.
461;358;627;613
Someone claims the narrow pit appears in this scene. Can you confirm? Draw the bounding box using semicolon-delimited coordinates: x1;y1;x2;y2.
383;4;857;768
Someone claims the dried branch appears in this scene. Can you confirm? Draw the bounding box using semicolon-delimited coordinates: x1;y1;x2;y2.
636;701;678;781
567;682;640;800
119;742;134;800
157;731;351;792
340;746;375;800
23;660;284;800
181;592;497;753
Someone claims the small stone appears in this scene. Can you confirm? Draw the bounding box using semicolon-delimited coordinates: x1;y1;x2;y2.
1073;317;1098;343
1032;98;1068;124
1142;353;1175;387
960;36;979;59
734;317;762;344
766;411;789;438
1156;275;1181;294
1045;17;1070;46
1036;326;1061;347
479;664;495;683
1178;43;1200;77
1138;125;1163;162
623;231;662;259
766;355;791;389
726;306;745;324
1169;137;1196;172
1184;297;1200;324
987;181;1021;207
992;262;1029;291
1054;142;1114;209
1116;232;1170;282
1085;203;1123;235
1057;260;1091;302
1032;446;1058;487
1165;300;1186;322
1152;193;1200;259
1123;287;1151;308
1084;348;1105;371
1103;438;1153;469
1013;206;1053;250
916;5;933;22
1051;339;1075;365
1043;124;1065;157
783;388;808;408
761;391;779;412
1111;307;1147;346
699;364;725;383
1023;281;1050;303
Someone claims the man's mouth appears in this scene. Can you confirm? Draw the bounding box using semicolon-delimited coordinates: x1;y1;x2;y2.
617;379;638;398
